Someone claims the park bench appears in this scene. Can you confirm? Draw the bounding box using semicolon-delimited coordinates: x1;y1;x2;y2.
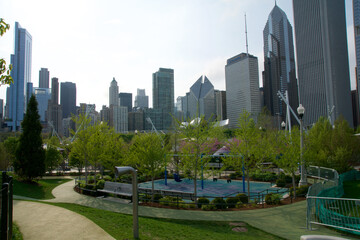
98;181;133;197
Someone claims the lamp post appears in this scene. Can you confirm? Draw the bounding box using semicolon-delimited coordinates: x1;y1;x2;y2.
114;166;139;239
297;104;307;186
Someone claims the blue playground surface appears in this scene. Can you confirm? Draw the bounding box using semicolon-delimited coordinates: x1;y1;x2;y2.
138;178;278;197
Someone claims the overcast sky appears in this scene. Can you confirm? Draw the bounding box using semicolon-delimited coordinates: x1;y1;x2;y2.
0;0;356;110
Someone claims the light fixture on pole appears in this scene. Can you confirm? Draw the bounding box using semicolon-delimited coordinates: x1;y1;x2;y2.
114;166;139;239
297;104;307;186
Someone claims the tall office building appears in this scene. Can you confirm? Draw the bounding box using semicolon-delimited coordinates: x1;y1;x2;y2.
263;4;298;124
109;78;119;107
6;22;32;131
215;90;227;121
112;106;128;133
153;68;174;130
33;88;51;122
60;82;76;118
293;0;353;126
119;92;132;113
0;99;3;120
186;76;215;120
47;77;63;136
134;88;149;109
354;0;360;125
225;53;261;129
39;68;49;88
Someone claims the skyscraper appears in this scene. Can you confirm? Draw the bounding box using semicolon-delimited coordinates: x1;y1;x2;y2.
109;78;119;107
293;0;353;126
187;76;215;120
354;0;360;124
119;92;132;113
47;77;63;136
39;68;49;88
152;68;174;130
33;88;51;122
263;4;298;124
7;22;32;131
134;88;149;109
60;82;76;118
225;53;261;129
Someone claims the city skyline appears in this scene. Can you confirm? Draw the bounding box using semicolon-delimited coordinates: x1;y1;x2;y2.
0;0;356;111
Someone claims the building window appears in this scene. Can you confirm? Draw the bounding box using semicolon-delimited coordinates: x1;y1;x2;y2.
356;26;360;36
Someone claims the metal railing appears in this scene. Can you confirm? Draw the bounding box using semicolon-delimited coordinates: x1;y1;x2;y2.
1;172;13;240
307;169;360;236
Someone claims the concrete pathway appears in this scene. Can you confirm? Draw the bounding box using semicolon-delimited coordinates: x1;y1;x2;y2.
14;178;358;240
13;201;114;240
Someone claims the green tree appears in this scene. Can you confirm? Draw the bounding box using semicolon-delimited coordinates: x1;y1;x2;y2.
14;95;45;181
0;142;10;170
0;18;13;86
176;117;222;205
129;133;166;201
274;127;301;198
3;136;18;165
45;145;62;174
226;111;260;200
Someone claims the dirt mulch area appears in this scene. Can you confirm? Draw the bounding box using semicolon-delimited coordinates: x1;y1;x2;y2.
139;196;306;211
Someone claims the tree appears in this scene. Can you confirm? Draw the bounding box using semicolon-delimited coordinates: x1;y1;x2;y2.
176;117;222;205
226;111;260;200
0;18;13;86
274;127;301;198
3;136;18;166
129;133;166;201
14;95;45;181
45;145;62;174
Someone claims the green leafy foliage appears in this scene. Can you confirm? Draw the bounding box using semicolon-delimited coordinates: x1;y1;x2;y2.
197;197;210;208
14;95;45;181
0;18;13;86
236;193;249;204
211;197;226;209
226;197;239;208
45;145;62;174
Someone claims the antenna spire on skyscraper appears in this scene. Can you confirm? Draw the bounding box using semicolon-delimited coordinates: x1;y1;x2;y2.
245;13;249;56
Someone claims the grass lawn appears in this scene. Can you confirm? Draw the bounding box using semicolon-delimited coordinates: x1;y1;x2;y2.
49;202;284;240
12;222;23;240
13;178;72;199
342;180;360;199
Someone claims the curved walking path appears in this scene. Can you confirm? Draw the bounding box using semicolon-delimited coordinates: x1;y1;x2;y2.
14;178;357;240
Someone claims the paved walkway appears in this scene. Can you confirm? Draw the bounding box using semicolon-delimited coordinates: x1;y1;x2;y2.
14;179;357;240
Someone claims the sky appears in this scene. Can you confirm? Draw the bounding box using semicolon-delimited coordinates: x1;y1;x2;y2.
0;0;357;111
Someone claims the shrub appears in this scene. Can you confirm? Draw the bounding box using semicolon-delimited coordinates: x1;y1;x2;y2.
103;175;112;181
88;176;95;184
197;197;210;208
290;185;309;197
265;193;282;205
235;201;244;208
276;178;286;188
226;197;239;208
229;173;237;179
153;194;163;202
236;193;248;204
211;197;226;209
159;196;172;206
201;204;216;211
96;179;105;189
96;173;101;180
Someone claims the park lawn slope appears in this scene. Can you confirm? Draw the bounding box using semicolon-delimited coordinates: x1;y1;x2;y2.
49;202;284;240
13;178;72;199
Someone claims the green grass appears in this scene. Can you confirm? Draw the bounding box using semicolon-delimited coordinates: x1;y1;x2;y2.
342;180;360;199
12;222;23;240
13;178;72;199
49;202;284;240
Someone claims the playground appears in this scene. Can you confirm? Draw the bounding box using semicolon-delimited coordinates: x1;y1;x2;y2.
138;178;279;198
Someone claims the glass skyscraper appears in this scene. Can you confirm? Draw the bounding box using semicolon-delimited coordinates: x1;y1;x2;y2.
293;0;353;127
354;0;360;119
119;92;132;113
7;22;32;131
263;4;298;125
60;82;76;118
152;68;174;130
39;68;49;88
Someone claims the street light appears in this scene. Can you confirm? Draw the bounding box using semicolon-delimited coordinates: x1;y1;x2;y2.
114;166;139;239
297;104;307;186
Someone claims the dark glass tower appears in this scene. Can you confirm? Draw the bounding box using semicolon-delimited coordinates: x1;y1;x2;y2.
263;4;298;124
7;22;32;131
60;82;76;118
119;92;132;113
152;68;174;130
293;0;353;126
